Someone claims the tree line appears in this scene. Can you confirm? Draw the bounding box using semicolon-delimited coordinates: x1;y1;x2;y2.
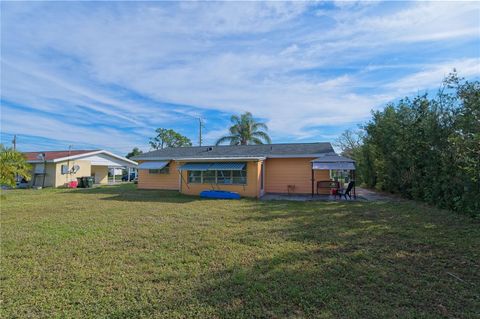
337;73;479;217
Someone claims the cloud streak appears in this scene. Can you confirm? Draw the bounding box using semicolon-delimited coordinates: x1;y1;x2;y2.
1;1;479;153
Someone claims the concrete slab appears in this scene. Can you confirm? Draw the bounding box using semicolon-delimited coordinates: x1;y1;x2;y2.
260;193;361;202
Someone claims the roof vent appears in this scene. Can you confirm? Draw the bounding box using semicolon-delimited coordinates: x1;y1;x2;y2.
207;147;213;151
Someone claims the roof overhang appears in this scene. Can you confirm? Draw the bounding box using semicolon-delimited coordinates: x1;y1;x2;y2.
135;156;265;161
266;154;331;158
176;157;265;161
312;162;355;170
134;154;332;161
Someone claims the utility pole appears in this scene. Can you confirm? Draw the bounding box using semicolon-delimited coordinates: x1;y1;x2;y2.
198;118;204;146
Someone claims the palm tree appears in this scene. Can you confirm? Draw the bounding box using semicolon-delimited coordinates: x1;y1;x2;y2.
215;112;272;145
0;144;31;187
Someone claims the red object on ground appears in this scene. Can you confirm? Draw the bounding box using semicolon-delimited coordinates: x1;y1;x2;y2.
67;181;78;188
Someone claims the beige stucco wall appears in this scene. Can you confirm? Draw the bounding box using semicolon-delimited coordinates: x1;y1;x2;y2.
264;158;330;194
137;161;179;190
91;165;109;184
179;161;262;198
28;159;92;188
54;160;91;187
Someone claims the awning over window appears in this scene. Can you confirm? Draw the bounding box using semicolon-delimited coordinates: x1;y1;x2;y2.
178;162;246;171
312;162;355;170
138;161;169;170
178;163;212;171
208;162;246;171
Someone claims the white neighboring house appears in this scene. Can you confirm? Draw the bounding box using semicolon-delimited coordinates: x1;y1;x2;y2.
23;149;138;187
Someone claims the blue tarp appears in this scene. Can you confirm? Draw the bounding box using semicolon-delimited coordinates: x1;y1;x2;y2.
200;190;241;199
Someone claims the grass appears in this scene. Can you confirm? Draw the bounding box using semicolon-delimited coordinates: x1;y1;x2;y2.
1;184;479;318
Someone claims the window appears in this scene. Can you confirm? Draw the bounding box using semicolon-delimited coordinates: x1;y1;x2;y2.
203;170;216;184
217;170;232;184
61;164;68;174
188;171;202;183
232;169;247;184
149;166;169;174
186;168;247;185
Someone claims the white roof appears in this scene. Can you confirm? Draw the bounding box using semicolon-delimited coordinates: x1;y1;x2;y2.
30;150;137;167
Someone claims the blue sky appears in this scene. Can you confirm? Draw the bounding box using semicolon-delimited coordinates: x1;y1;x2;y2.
1;1;479;155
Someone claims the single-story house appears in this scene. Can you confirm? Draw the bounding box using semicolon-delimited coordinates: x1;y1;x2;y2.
23;150;138;188
132;142;355;198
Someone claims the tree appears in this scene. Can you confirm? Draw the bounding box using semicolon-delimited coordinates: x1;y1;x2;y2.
215;112;271;145
126;147;143;159
334;129;364;158
149;128;192;150
0;145;31;187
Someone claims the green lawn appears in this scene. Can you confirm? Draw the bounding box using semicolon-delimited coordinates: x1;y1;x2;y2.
1;184;478;318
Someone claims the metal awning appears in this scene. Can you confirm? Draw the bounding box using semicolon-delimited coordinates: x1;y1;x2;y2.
138;161;169;170
312;162;355;170
208;162;246;171
178;162;247;171
178;163;212;171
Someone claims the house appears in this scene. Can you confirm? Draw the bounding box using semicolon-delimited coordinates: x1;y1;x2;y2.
132;142;355;198
23;150;138;188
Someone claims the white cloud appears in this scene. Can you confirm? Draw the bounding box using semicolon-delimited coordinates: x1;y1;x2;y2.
385;58;480;94
1;1;479;151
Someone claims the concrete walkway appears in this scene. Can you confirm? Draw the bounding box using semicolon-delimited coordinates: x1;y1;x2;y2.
260;188;395;202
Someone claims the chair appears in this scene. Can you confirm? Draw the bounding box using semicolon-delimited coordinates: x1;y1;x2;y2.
336;181;355;200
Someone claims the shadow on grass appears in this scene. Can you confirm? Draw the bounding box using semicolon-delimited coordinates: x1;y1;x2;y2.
63;184;198;203
191;200;480;318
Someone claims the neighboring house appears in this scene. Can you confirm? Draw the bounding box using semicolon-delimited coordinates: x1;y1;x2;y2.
132;142;355;198
23;150;138;188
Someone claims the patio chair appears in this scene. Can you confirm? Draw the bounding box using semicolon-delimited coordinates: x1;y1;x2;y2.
336;181;355;200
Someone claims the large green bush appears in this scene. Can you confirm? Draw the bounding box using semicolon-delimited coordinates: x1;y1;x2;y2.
349;73;479;217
